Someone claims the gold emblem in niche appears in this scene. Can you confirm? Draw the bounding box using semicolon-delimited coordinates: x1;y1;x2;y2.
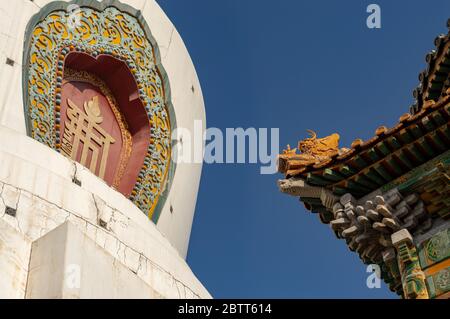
63;69;132;189
61;96;115;179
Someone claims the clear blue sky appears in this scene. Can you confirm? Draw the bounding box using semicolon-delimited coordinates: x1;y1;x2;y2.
157;0;450;298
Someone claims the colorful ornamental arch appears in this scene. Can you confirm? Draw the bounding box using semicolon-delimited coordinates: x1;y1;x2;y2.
23;1;176;223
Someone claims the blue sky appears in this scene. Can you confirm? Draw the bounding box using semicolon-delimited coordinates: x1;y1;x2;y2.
157;0;450;298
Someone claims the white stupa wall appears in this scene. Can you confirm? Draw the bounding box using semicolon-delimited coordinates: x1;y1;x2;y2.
0;0;209;298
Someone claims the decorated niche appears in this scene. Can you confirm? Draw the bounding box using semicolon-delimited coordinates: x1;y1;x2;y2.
23;1;176;223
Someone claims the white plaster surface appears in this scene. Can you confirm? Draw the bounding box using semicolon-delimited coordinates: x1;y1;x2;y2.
0;0;206;259
0;126;211;298
0;218;32;299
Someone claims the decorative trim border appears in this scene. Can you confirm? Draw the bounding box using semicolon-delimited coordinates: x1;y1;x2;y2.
22;0;177;223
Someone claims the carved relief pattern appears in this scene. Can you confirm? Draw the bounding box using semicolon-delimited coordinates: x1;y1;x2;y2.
395;241;429;299
26;7;171;218
435;268;450;292
418;229;450;269
426;231;449;262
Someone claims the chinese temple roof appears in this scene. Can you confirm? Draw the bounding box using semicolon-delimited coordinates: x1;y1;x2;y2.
279;97;449;196
277;20;450;298
410;19;450;114
278;21;450;206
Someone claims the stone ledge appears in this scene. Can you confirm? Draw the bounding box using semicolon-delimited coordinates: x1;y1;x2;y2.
0;139;210;298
